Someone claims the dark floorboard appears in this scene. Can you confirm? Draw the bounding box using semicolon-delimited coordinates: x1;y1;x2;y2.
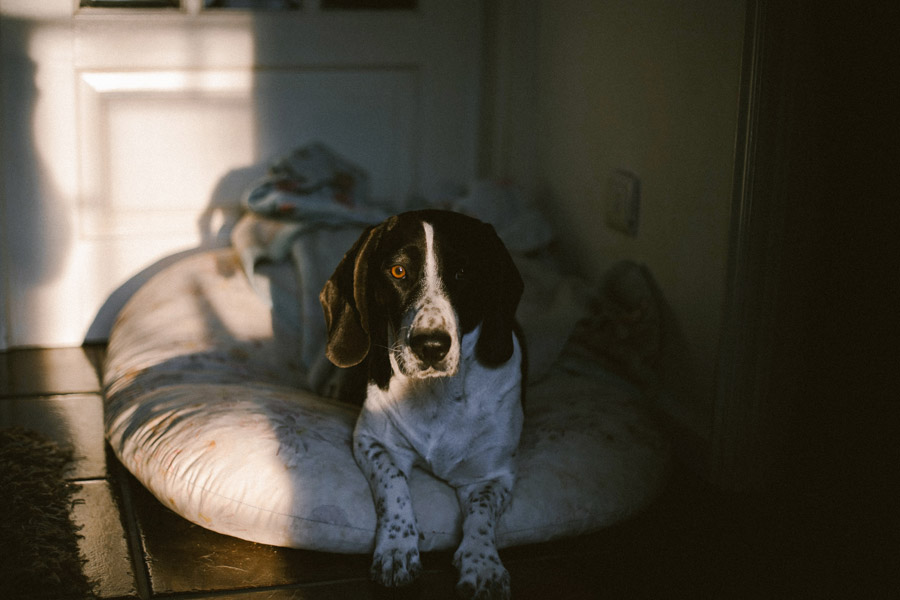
1;346;891;598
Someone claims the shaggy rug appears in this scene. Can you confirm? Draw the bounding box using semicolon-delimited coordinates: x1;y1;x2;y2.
0;428;93;599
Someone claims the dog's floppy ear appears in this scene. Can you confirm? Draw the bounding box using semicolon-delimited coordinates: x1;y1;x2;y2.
475;223;524;366
320;225;382;368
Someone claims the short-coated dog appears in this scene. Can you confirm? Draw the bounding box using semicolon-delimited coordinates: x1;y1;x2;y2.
320;209;525;599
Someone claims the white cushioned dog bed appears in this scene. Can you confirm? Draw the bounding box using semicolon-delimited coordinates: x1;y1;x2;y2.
103;248;670;553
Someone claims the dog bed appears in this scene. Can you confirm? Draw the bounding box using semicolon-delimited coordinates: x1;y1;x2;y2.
103;245;670;553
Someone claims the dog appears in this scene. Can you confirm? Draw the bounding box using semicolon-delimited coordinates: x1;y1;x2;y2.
320;209;525;599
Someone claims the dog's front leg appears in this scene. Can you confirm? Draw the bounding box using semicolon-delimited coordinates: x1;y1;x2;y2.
453;478;513;600
354;434;423;588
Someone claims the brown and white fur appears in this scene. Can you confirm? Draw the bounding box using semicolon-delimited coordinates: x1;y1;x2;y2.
320;209;525;599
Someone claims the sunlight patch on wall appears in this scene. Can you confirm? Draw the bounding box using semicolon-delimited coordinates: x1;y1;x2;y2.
80;70;254;95
78;69;255;241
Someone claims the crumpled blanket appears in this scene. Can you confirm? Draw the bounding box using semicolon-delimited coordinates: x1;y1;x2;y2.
231;143;589;396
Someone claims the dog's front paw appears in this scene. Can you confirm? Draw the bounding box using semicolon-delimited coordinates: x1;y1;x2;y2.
453;547;511;600
370;541;423;588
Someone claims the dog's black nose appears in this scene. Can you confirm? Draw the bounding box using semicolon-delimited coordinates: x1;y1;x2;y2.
410;331;451;366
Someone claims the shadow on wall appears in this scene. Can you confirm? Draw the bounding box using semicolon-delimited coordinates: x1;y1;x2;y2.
85;161;267;342
1;19;74;334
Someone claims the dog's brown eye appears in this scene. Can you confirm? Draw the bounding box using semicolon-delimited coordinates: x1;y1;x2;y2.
390;265;406;279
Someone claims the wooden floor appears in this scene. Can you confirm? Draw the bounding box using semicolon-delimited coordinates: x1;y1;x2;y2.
0;346;888;599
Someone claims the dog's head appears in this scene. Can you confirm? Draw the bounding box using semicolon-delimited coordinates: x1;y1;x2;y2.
320;209;523;389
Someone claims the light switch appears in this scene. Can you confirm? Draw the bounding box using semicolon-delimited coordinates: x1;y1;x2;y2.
604;169;640;236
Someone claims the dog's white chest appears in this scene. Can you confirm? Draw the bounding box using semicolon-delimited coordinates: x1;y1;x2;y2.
358;334;523;486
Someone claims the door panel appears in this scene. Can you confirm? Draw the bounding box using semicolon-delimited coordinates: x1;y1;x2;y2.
0;1;481;348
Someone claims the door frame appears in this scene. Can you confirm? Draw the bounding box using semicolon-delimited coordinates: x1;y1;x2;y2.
712;0;798;491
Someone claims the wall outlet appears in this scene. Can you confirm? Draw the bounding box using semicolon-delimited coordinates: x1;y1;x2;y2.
604;169;640;236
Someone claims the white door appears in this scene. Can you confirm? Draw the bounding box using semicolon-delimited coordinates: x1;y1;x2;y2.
0;0;482;348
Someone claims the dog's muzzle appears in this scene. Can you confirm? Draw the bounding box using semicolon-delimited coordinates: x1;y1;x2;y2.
395;299;460;377
409;329;451;367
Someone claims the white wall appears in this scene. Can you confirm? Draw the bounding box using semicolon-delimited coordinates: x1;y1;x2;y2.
525;0;746;436
0;0;482;349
